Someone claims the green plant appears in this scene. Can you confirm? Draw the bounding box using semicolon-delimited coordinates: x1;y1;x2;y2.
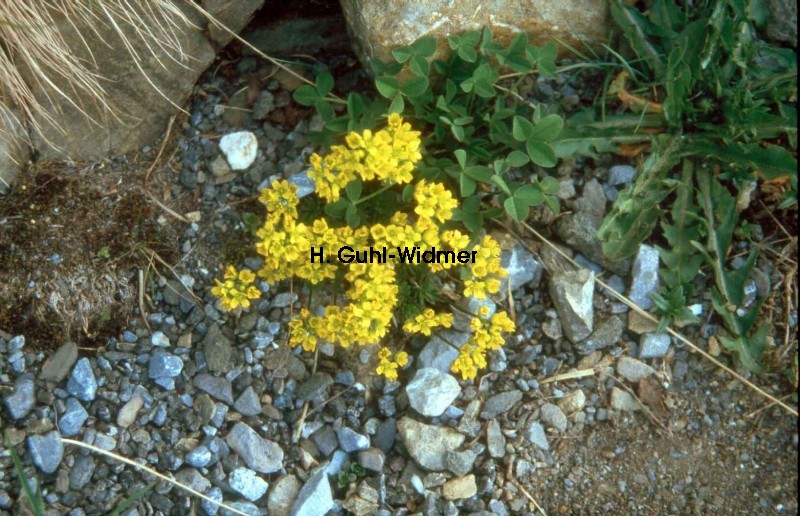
295;28;566;228
336;462;366;489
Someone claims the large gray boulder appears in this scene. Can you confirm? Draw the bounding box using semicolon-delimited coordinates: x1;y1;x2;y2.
341;0;611;72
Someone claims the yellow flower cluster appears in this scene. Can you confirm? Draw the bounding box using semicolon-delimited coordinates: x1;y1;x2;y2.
463;235;507;299
451;310;516;380
211;115;515;383
403;308;454;336
210;266;261;311
309;113;422;202
376;347;409;381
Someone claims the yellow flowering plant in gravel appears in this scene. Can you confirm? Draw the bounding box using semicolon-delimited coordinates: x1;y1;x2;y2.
213;114;515;381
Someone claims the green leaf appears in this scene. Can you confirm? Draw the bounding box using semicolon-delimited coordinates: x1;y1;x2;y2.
376;76;400;98
526;139;557;167
388;95;405;114
460;174;476;197
492;175;511;195
314;99;333;120
346;203;361;227
293;84;319;106
461;211;482;232
451;125;465;142
513;184;545;205
464;165;493;183
540;176;560;195
506;150;530;167
402;183;415;202
401;76;430;98
315;71;334;97
611;0;666;77
324;199;349;219
410;55;430;76
504;196;530;221
413;36;438;57
345;180;362;202
529;115;564;142
392;45;414;63
512;116;534;141
347;93;365;119
719;328;767;373
454;149;468;169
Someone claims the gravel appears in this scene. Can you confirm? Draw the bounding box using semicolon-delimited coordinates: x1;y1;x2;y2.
66;358;98;402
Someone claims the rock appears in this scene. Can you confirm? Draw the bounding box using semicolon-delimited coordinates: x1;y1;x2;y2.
397;417;465;471
234;386;262;417
554;212;631;275
229;467;269;502
296;372;334;402
58;398;88;436
617;356;656;382
175;468;212;494
341;1;611;78
557;389;586;414
480;390;523;419
268;474;301;516
406;368;461;417
574;178;607;216
337;427;370;453
148;352;184;379
640;333;671;359
3;373;35;419
40;342;78;382
219;131;257;170
627;310;659;334
29;4;215;161
442;474;477;500
524;422;549;451
208;155;232;177
540;403;568;432
67;358;97;402
418;330;470;373
628;245;660;310
549;269;595;343
117;394;144;428
203;323;234;374
204;0;265;46
486;419;506;458
69;455;95;490
194;373;234;404
226;422;283;474
610;387;639;411
312;426;339;457
186;446;213;468
290;465;333;516
252;91;275;120
287;170;316;199
577;315;623;354
765;0;797;46
245;16;351;59
444;444;483;476
201;486;223;516
28;431;64;474
357;448;386;472
542;318;562;340
499;244;543;296
374;418;397;453
608;165;636;186
452;296;496;332
0;102;30;194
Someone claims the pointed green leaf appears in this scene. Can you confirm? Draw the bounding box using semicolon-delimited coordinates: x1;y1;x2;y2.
504;196;530;221
512;116;534;141
401;76;429;98
293;84;319;106
529;114;564;142
345;180;362;202
506;150;530;167
315;71;334;97
720;328;766;373
526;140;557;167
513;184;545;205
376;76;400;98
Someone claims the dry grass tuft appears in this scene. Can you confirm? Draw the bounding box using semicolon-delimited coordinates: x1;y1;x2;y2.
0;1;193;156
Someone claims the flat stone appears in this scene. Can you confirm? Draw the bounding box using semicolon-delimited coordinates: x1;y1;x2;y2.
628;245;660;310
524;422;549;451
574;178;607;216
58;397;88;436
442;474;477;500
219;131;257;170
40;342;78;382
226;422;283;474
617;356;656;382
296;372;333;402
186;446;213;468
151;331;171;347
486;419;506;458
252;90;275;120
268;474;301;516
627;310;659;334
557;389;586;414
540;403;568;432
337;427;370;453
406;368;461;417
148;352;184;379
640;333;671;359
311;426;338;457
201;486;223;516
418;330;470;373
194;374;234;404
554;212;631;275
397;417;465;471
67;358;97;402
610;387;640;411
499;244;543;295
175;469;211;494
117;395;144;428
234;386;262;417
69;455;94;490
577;315;623;354
290;465;333;516
28;431;64;474
203;323;234;374
287;170;316;199
357;448;386;472
229;467;269;502
480;390;523;420
608;164;636;186
549;268;595;343
3;374;35;420
444;445;483;476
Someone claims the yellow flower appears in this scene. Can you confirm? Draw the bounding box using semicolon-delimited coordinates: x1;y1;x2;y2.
413;180;458;223
211;265;261;311
403;308;454;336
